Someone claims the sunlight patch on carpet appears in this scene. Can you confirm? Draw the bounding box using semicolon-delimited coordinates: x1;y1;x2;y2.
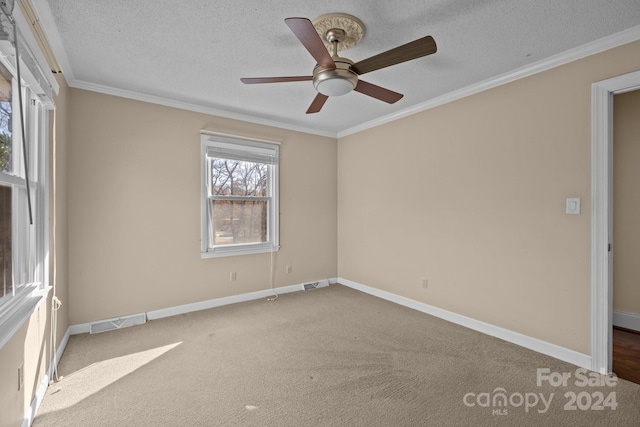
39;342;182;415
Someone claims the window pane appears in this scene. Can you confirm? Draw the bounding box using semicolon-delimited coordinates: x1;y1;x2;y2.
211;200;267;245
0;185;11;298
0;62;12;174
210;159;267;197
15;186;35;286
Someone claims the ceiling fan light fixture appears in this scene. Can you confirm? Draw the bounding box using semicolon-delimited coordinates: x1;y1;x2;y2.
313;62;358;96
315;75;356;96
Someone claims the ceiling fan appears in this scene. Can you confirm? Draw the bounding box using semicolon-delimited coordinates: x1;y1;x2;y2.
241;13;437;114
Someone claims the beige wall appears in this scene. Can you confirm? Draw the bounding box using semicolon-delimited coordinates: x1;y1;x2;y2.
0;74;70;427
50;74;70;357
613;90;640;316
338;41;640;355
67;90;337;325
0;305;48;427
3;34;637;427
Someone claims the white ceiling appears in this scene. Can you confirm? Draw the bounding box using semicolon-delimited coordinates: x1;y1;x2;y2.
34;0;640;137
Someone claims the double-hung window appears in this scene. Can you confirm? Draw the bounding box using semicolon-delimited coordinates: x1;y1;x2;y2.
0;28;52;348
0;0;58;349
201;131;279;258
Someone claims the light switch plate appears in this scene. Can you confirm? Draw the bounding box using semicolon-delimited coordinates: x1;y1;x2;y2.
566;198;581;214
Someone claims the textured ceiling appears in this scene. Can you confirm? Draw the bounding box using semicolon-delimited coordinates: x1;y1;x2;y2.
36;0;640;136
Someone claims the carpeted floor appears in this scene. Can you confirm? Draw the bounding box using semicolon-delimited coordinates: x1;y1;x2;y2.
34;284;640;426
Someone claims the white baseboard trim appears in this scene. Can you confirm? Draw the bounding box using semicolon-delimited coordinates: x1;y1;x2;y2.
68;279;334;333
22;375;48;427
68;321;91;335
147;282;305;320
30;280;325;423
338;277;592;370
52;327;70;378
613;310;640;332
22;326;71;427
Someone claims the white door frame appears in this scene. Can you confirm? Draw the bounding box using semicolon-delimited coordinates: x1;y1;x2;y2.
591;70;640;374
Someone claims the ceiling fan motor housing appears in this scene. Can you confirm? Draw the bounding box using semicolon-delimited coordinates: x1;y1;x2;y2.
313;58;358;96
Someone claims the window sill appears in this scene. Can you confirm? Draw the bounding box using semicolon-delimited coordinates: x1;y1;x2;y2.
201;242;279;259
0;285;52;351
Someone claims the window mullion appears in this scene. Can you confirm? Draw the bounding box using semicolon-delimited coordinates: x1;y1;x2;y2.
0;173;26;187
209;195;270;201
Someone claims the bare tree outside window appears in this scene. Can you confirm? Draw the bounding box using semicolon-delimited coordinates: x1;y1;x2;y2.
201;135;279;258
210;158;269;245
0;63;11;297
0;64;12;173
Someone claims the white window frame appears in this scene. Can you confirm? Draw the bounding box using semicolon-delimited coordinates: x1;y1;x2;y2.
200;131;279;258
0;26;52;350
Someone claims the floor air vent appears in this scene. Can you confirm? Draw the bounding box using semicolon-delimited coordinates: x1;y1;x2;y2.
302;279;330;291
89;313;147;334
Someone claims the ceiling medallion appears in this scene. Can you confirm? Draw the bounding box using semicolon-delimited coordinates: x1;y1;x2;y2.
311;13;365;53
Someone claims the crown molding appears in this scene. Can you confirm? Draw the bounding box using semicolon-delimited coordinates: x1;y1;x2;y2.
29;0;335;138
30;0;640;140
68;79;336;138
338;24;640;138
73;22;640;140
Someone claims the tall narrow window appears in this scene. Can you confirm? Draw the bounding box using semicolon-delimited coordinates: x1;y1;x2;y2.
201;132;279;258
0;5;53;350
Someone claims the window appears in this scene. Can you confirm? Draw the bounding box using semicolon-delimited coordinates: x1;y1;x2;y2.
0;59;39;301
201;131;279;258
0;28;51;348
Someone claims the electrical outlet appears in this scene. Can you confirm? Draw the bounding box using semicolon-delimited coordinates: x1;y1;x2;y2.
230;272;237;282
18;364;23;391
422;279;428;289
286;265;293;274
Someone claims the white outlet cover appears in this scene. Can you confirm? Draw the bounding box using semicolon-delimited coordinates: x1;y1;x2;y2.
566;198;581;215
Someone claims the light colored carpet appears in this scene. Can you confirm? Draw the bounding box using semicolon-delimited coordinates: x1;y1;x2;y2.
34;284;640;426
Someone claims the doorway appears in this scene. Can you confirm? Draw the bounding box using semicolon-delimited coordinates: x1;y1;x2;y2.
611;90;640;384
591;70;640;375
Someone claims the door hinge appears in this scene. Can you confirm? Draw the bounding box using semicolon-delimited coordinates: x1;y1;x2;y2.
608;243;612;252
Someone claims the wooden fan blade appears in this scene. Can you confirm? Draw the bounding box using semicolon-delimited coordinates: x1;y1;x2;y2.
306;93;328;114
285;17;335;68
352;36;437;75
354;80;403;104
241;76;313;84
